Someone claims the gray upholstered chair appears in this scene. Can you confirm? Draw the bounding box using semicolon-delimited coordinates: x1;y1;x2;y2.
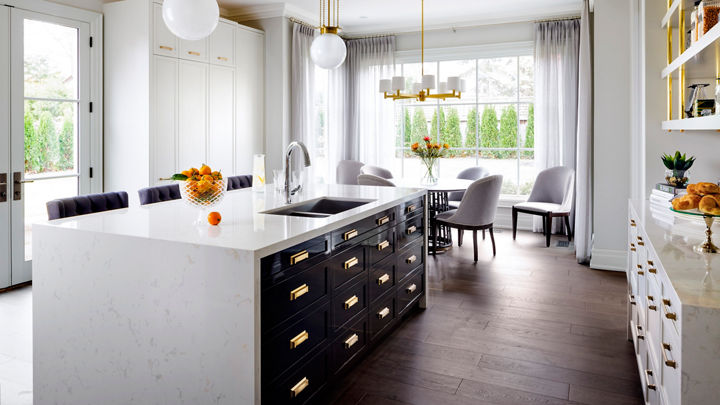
226;175;253;191
512;166;575;247
360;165;393;179
138;184;181;205
357;174;395;187
449;166;490;208
336;160;365;185
434;175;503;262
47;191;129;220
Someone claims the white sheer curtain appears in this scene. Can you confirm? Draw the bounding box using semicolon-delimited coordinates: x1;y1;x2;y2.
291;23;317;182
575;1;593;263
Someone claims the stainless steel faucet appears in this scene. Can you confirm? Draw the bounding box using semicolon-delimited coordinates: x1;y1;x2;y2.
284;141;311;204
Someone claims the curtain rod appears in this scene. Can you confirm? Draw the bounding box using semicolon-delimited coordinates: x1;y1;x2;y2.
288;17;318;30
287;16;396;39
535;16;580;23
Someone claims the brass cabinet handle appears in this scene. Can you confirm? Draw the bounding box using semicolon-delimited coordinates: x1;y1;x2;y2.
290;284;309;301
216;56;228;61
344;295;358;309
377;273;390;285
647;260;654;266
630;294;636;305
406;225;417;235
637;264;642;269
636;325;644;340
377;215;390;225
649;304;657;311
344;257;359;269
377;240;390;251
663;298;671;306
638;241;645;246
344;333;359;349
377;307;390;319
289;330;309;349
665;311;677;320
648;267;657;274
187;51;201;56
631;247;636;252
647;295;654;301
406;204;416;213
662;342;677;368
290;377;309;398
343;229;358;241
290;250;309;265
406;255;417;265
637;236;643;241
638;270;645;275
159;45;174;51
645;369;657;391
406;283;417;294
630;219;636;226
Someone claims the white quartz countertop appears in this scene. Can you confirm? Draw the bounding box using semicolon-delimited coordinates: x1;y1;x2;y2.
631;199;720;308
35;184;426;258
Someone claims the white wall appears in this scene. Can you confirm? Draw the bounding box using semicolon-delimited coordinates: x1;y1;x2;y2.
46;0;106;12
394;21;535;52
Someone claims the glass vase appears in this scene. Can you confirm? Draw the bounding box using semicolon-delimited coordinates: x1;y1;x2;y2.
421;158;438;186
665;169;690;188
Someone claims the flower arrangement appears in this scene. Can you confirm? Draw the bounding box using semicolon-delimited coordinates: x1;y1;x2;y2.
411;136;450;185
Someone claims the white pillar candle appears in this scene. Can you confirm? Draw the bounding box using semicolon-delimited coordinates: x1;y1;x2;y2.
412;83;422;94
379;79;392;93
392;76;405;92
422;74;436;89
438;81;447;93
459;79;467;92
447;76;460;91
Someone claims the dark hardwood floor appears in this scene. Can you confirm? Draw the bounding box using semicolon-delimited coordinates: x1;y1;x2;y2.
319;229;643;405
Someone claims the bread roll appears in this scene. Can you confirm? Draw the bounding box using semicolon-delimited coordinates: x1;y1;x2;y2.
699;194;720;215
672;194;703;210
689;182;720;195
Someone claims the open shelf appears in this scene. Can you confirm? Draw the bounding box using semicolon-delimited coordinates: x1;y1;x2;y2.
662;23;720;78
662;115;720;131
661;0;681;28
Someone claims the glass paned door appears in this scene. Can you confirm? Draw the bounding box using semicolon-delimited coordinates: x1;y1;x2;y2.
8;9;91;284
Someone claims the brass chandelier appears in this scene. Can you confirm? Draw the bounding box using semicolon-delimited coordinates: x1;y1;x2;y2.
379;0;464;101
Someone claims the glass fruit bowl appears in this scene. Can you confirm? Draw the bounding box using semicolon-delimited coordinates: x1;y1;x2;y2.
179;177;227;209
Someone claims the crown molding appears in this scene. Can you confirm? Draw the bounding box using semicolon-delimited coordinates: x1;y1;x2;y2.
224;3;317;24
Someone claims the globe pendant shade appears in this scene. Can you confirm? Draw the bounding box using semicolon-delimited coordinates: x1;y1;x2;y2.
162;0;219;41
311;33;347;69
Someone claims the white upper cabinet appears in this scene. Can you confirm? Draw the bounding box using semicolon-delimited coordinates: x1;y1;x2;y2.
152;3;177;57
178;60;208;170
209;21;235;66
179;37;208;63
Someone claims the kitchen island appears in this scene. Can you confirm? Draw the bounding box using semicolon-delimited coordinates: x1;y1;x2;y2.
32;184;428;404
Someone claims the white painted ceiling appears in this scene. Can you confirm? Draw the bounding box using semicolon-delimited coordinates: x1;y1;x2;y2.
219;0;584;34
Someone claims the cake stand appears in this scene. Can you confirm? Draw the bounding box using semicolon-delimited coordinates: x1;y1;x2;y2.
670;208;719;254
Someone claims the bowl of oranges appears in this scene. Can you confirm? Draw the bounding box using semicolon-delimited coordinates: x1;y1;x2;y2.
169;164;226;209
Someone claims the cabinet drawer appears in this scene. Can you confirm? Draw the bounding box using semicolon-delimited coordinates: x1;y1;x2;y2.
401;197;424;219
153;3;178;57
331;207;395;251
262;264;328;334
329;244;365;289
362;228;395;265
262;301;330;381
369;254;395;302
398;269;424;315
396;214;424;250
262;235;330;280
332;279;367;330
661;293;680;341
646;279;661;347
179;37;209;62
209;21;235;66
661;321;681;405
263;346;328;405
397;240;424;283
369;293;395;341
330;314;367;374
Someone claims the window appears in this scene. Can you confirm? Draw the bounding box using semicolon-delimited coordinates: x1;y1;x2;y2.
394;55;535;196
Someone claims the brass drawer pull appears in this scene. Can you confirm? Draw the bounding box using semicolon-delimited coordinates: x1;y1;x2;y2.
216;56;228;61
159;45;174;51
344;257;359;269
647;260;654;266
406;255;417;265
289;330;309;349
630;219;636;226
406;204;416;214
638;270;645;275
377;307;390;319
377;273;390;285
343;229;358;241
630;247;636;252
663;298;672;306
406;283;417;294
662;342;677;368
377;240;390;251
645;369;656;391
290;284;309;301
649;304;657;311
344;333;359;349
637;264;642;269
344;295;358;309
290;250;309;265
187;51;201;56
630;294;636;305
377;215;390;225
637;236;643;241
636;325;644;340
638;241;645;246
665;312;677;320
290;377;309;398
406;225;417;235
648;267;657;274
647;295;654;301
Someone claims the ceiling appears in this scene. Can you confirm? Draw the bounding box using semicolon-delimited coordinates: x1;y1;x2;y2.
219;0;585;34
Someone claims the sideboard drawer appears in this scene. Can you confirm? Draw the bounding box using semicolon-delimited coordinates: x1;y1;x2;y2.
330;314;367;374
396;214;424;250
369;254;395;303
262;235;330;280
264;346;328;405
646;278;661;346
332;278;367;330
369;292;395;341
397;240;424;283
398;269;423;315
363;228;395;265
262;264;328;333
661;320;681;405
329;244;365;289
331;207;396;251
401;197;424;219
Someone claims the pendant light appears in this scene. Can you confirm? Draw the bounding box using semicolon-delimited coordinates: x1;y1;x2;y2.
311;0;347;70
162;0;220;41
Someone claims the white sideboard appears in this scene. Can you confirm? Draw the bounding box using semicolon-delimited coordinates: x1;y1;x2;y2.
627;200;720;404
103;0;264;194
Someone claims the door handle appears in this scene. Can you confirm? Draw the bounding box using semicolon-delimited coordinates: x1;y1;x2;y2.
13;172;33;201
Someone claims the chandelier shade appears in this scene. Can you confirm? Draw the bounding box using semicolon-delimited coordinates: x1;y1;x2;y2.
162;0;219;41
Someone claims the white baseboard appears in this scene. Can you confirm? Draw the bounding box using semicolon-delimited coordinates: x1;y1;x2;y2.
589;248;627;272
494;206;533;231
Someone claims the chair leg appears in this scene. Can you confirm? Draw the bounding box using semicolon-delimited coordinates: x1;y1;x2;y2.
545;214;552;247
458;229;464;246
564;216;573;242
473;230;478;263
482;229;485;240
512;208;518;240
433;222;438;255
489;226;496;256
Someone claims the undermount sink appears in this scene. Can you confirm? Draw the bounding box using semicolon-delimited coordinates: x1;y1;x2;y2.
262;197;375;218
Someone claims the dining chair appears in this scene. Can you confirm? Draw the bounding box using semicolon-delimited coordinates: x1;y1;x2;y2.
138;184;181;205
336;160;365;185
357;174;396;187
433;175;503;262
360;165;394;179
226;175;253;191
449;166;490;207
47;191;129;220
512;166;575;247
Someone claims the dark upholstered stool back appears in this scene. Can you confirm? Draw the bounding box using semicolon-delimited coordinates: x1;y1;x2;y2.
46;191;129;220
138;184;181;205
226;175;252;191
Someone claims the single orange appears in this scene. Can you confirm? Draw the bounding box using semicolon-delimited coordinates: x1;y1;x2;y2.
208;211;222;225
199;165;212;176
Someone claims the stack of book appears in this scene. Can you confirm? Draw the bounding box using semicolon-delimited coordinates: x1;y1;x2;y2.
649;183;687;224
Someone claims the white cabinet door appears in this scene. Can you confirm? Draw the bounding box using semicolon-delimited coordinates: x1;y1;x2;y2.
208;65;235;175
178;60;207;170
209;21;235;66
151;56;178;184
153;3;177;57
179;38;208;63
236;27;264;175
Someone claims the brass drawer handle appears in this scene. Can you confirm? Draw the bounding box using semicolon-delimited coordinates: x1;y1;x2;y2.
344;295;358;309
290;250;309;265
637;264;642;269
290;284;309;301
638;271;645;275
344;257;359;269
187;51;201;56
406;255;417;265
159;45;174;51
631;223;637;227
665;312;677;320
344;333;359;349
216;56;228;61
630;294;636;305
406;283;417;294
377;273;390;285
637;236;643;241
406;225;417;235
630;247;636;252
649;305;657;311
406;204;416;214
636;325;644;340
649;267;657;274
377;240;390;251
377;307;390;319
377;215;390;225
647;295;654;301
343;229;358;241
645;369;656;391
638;241;645;246
630;242;636;252
662;342;677;368
289;330;308;349
647;260;654;266
663;298;671;306
290;377;309;398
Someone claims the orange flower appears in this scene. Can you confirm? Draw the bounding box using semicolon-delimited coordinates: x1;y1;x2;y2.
426;143;433;149
443;143;450;149
411;142;419;150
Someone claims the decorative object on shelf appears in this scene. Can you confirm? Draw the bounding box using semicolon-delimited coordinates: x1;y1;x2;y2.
378;0;464;102
310;0;347;69
411;137;450;185
715;78;720;114
671;181;720;253
162;0;219;41
165;164;226;223
661;151;695;187
685;84;710;118
253;154;266;193
695;98;716;116
700;0;720;36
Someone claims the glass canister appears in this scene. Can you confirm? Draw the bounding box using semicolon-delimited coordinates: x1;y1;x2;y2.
701;0;720;35
252;154;266;192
